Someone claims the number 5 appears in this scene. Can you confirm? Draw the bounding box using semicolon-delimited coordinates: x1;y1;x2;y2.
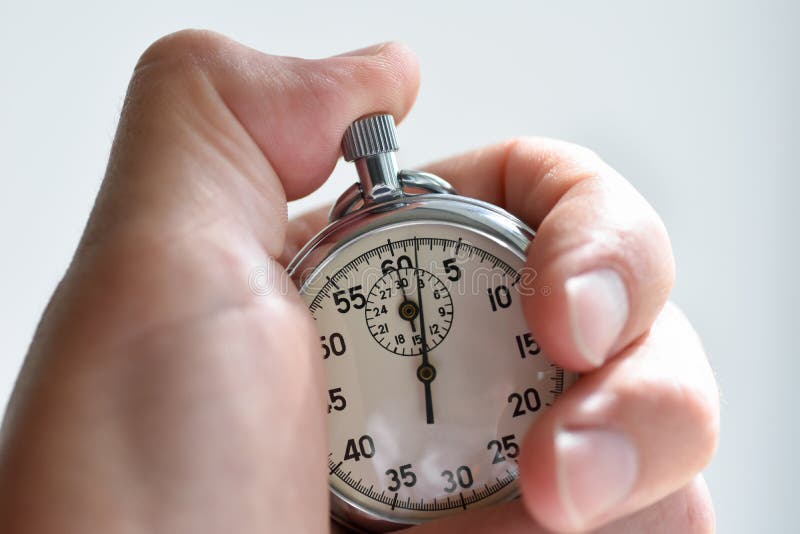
443;258;461;281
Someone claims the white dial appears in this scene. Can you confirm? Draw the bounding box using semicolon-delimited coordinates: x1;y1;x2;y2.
301;221;576;525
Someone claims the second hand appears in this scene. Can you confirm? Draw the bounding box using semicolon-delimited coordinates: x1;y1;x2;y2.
413;237;436;425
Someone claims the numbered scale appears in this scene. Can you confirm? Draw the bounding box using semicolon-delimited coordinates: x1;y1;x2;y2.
287;115;577;532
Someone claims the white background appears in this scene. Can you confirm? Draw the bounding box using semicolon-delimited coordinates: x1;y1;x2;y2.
1;1;797;532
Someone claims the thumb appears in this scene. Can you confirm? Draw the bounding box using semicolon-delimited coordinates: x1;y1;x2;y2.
0;31;418;532
89;30;419;258
60;30;419;342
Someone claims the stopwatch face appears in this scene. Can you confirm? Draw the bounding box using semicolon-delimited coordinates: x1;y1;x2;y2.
298;220;577;526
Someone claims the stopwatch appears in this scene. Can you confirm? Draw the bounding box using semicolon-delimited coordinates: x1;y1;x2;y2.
287;114;578;532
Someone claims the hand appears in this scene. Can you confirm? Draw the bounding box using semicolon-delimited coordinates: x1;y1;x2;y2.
0;30;718;534
413;237;436;425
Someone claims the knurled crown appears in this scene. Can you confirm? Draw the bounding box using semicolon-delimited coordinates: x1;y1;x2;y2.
341;114;399;162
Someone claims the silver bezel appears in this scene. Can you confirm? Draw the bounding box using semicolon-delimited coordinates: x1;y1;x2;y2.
288;193;533;286
286;189;535;532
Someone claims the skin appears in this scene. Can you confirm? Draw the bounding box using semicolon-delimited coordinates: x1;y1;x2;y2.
0;30;719;533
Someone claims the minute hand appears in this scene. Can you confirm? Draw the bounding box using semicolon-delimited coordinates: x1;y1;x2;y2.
413;237;436;425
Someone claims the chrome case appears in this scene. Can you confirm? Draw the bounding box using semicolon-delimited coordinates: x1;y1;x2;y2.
285;115;536;532
287;171;534;290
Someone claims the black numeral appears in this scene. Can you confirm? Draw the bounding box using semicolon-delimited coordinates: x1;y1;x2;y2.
333;285;365;313
349;286;366;309
515;333;541;358
488;285;512;311
441;465;474;493
381;255;413;274
327;387;346;412
321;333;346;359
443;258;462;281
508;387;542;417
343;435;375;462
333;290;349;313
385;463;417;491
488;434;520;464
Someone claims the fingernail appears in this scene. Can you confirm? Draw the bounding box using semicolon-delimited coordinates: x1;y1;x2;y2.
556;428;638;529
565;268;628;366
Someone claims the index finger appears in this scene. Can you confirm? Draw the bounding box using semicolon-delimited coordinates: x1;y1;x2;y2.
425;138;675;370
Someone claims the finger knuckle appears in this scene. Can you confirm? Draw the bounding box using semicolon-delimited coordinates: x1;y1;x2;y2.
656;303;721;467
507;136;606;176
613;352;719;471
602;196;675;299
640;210;674;278
125;30;236;112
136;29;232;74
570;155;676;297
679;381;720;469
682;477;717;534
631;374;719;469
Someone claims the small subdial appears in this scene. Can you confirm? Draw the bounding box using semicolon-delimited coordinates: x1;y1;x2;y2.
365;267;454;356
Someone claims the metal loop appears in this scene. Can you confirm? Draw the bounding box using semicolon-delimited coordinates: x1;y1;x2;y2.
328;171;458;222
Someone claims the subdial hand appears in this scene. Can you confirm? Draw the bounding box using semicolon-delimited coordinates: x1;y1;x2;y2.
395;268;417;333
413;237;436;425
